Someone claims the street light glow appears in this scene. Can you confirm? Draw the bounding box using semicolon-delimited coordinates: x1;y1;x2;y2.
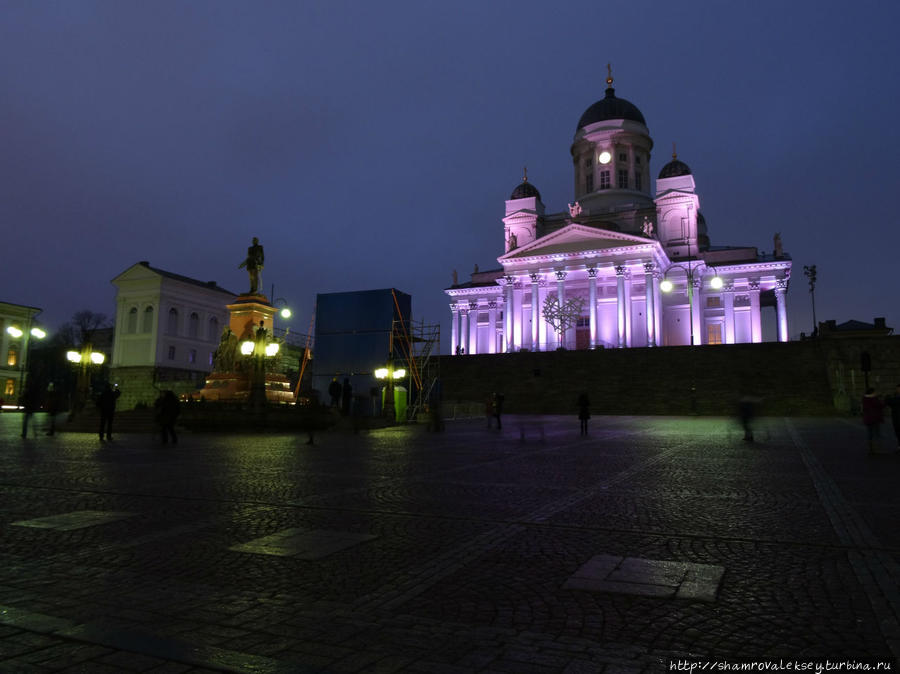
265;343;280;357
660;279;674;293
6;326;23;338
374;367;389;379
280;308;291;319
90;352;105;365
240;341;255;356
709;276;723;290
66;351;82;363
393;368;406;379
30;327;46;339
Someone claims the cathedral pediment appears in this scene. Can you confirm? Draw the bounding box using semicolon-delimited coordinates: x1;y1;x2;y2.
499;223;653;262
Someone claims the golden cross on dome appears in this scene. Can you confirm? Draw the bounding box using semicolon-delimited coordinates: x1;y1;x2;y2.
523;166;528;182
672;142;677;160
606;63;613;86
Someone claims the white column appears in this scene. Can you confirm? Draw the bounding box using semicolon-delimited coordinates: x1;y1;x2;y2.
691;277;703;345
775;278;789;342
723;282;735;345
450;305;459;355
588;267;598;348
749;280;762;343
504;276;514;352
487;300;498;353
459;307;469;355
555;270;567;349
615;265;626;348
644;263;655;347
654;273;663;347
468;301;478;354
495;297;505;353
623;270;633;347
539;283;550;350
530;273;540;350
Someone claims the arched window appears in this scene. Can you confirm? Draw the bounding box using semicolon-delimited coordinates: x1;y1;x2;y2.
127;307;138;334
189;312;199;338
7;345;19;367
209;316;219;341
142;306;154;333
167;308;179;335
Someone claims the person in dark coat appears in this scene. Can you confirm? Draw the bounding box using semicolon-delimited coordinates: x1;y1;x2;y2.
341;378;353;416
861;388;885;454
45;382;61;436
577;393;590;436
97;383;121;441
328;378;342;408
155;390;180;444
492;392;504;430
884;384;900;452
20;384;39;439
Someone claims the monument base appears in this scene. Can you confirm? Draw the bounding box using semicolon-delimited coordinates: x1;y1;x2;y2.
195;371;293;404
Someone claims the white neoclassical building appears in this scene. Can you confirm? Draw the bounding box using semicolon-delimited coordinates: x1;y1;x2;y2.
446;72;792;354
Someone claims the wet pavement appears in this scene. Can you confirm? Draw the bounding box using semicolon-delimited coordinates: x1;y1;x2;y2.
1;413;899;672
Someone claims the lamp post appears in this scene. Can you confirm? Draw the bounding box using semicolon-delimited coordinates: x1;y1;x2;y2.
659;263;722;346
7;324;46;398
66;345;105;416
375;364;407;423
240;322;280;414
803;265;817;336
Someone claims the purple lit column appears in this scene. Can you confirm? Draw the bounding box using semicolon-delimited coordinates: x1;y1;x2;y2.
644;263;655;347
487;300;498;353
749;280;762;343
615;265;626;348
530;274;540;351
775;279;789;342
723;282;735;345
555;270;567;349
459;307;469;355
450;304;459;355
504;276;514;352
624;270;633;347
691;277;703;345
468;301;478;354
588;267;598;348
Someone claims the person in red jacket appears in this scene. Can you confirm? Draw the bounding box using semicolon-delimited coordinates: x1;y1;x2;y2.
861;388;886;454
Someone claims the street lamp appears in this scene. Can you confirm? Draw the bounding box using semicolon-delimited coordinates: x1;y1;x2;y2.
375;364;406;422
240;323;281;412
803;264;817;336
7;324;47;398
660;265;721;346
66;345;105;415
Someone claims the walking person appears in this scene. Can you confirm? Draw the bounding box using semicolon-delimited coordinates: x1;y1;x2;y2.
577;393;590;436
98;383;121;441
155;390;180;444
341;378;353;417
492;392;504;430
485;393;495;429
884;384;900;452
861;388;886;455
45;382;61;436
20;384;39;439
328;378;342;409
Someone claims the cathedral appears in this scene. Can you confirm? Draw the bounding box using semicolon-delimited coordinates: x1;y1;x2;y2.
445;70;792;354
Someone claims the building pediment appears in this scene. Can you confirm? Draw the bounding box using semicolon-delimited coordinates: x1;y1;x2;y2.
112;262;163;285
499;223;656;263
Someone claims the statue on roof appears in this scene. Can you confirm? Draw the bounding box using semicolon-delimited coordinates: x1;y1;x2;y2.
773;232;783;258
507;232;518;251
238;237;265;295
642;217;655;238
568;201;582;218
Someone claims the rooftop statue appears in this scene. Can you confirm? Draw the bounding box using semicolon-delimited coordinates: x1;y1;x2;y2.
238;237;265;295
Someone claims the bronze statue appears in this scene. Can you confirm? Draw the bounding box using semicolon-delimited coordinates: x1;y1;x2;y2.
213;326;238;372
238;237;265;295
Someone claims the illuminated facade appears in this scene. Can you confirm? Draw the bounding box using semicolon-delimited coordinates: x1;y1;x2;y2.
446;73;792;353
0;301;42;401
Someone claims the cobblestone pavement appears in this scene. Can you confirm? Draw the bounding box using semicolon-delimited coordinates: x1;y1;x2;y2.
1;413;898;672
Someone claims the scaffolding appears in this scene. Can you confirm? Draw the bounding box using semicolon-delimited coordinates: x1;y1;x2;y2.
391;291;440;421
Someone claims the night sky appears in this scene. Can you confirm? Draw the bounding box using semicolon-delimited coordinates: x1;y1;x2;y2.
2;1;898;346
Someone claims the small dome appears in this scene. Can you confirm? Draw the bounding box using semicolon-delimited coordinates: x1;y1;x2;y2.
510;180;541;201
658;158;692;179
577;86;646;130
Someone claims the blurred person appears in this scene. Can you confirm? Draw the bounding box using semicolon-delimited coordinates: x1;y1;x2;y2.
20;384;39;439
577;392;590;436
738;394;757;443
328;377;341;408
97;383;121;441
45;382;61;436
493;392;504;430
861;388;885;454
155;390;180;444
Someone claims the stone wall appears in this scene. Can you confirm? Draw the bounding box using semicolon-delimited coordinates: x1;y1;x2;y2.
818;336;900;413
437;339;878;416
110;366;207;410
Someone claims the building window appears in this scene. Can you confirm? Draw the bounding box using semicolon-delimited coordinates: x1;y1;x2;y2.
618;152;627;162
143;306;154;332
617;169;628;189
600;171;610;190
209;317;219;341
127;307;138;333
189;349;197;364
208;352;214;366
635;172;642;191
167;308;178;335
7;346;18;367
707;324;723;345
4;379;14;396
585;173;594;192
635;156;641;165
168;345;176;360
706;296;722;308
189;312;199;338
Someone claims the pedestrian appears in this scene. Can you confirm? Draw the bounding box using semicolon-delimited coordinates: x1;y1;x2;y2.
155;390;180;444
328;377;342;408
738;395;757;442
97;383;121;441
861;387;885;455
485;393;495;429
884;383;900;452
20;384;39;439
45;382;61;436
577;393;590;435
341;378;353;417
493;392;504;430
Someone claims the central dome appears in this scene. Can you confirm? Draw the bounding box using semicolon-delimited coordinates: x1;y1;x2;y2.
577;86;646;130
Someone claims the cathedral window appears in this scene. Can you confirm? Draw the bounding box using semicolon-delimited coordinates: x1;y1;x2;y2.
635;156;641;165
635;172;642;191
586;173;594;192
7;346;18;367
167;345;176;360
189;312;199;338
617;169;628;189
189;348;197;364
142;306;154;333
600;171;610;190
209;317;219;341
707;324;723;345
167;308;178;335
127;307;138;334
618;152;627;162
706;296;722;308
4;379;14;396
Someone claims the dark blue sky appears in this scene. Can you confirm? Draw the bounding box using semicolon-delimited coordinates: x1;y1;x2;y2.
2;1;897;344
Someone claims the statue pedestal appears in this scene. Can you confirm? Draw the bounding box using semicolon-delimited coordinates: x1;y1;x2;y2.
195;294;293;405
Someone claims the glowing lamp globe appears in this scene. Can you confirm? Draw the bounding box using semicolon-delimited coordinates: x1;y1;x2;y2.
374;367;389;380
265;343;280;357
598;151;611;165
6;326;23;338
709;276;723;290
90;352;105;365
240;341;254;356
393;368;406;379
31;327;46;339
280;308;291;319
66;351;82;363
659;279;674;293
